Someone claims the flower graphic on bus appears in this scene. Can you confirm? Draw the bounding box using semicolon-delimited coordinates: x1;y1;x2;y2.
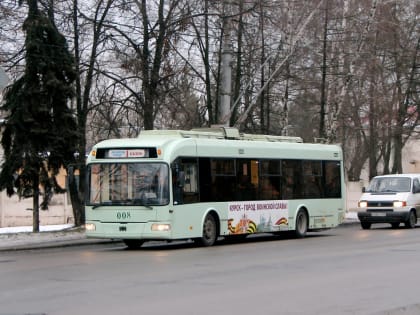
275;217;288;225
228;215;257;234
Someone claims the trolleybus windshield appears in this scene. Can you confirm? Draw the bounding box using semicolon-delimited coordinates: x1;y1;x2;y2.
88;163;169;207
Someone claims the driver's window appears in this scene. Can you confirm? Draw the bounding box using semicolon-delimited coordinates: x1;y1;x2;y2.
172;158;199;204
413;178;420;193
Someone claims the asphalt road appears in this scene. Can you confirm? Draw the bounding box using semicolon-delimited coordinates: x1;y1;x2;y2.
1;223;420;315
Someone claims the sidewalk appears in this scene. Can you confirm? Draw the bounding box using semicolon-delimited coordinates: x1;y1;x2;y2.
0;212;360;251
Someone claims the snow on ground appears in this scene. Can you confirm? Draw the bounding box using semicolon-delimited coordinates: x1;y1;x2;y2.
0;224;83;249
0;224;74;234
345;211;359;221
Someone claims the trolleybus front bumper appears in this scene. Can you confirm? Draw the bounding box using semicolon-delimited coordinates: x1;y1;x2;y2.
85;221;172;240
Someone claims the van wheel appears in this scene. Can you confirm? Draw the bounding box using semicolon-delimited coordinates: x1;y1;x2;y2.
295;209;308;238
123;239;145;249
360;221;371;229
196;214;218;246
405;210;417;229
391;222;400;229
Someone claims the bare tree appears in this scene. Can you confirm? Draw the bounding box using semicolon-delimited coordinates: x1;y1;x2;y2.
234;0;324;130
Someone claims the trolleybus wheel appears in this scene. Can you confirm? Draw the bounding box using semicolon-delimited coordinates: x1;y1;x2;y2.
123;239;145;249
405;210;417;229
197;213;218;247
295;209;308;238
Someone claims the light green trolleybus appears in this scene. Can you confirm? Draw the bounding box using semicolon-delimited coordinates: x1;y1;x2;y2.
85;127;345;248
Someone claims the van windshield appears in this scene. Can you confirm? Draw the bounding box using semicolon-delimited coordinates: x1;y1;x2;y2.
366;177;411;193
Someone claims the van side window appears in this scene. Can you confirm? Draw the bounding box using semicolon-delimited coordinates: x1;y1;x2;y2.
413;178;420;193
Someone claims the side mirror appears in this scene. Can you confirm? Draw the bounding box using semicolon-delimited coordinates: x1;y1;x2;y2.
67;165;74;175
362;187;366;193
171;165;185;188
178;171;185;188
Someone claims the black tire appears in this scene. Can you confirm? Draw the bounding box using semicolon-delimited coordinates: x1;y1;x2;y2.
196;213;218;246
360;221;371;230
294;209;308;238
405;210;417;229
391;222;400;229
123;239;145;249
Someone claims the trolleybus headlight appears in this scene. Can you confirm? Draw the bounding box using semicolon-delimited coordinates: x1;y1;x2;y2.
151;224;171;232
393;201;406;208
85;223;96;231
358;201;368;208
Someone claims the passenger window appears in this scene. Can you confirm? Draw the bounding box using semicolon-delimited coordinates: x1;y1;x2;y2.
324;161;341;198
281;160;303;199
260;160;280;200
236;160;258;201
210;159;236;202
302;161;322;198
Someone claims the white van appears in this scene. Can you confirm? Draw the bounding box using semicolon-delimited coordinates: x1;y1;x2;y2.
357;174;420;229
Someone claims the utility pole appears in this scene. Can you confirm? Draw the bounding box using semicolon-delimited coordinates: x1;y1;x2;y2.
219;1;232;126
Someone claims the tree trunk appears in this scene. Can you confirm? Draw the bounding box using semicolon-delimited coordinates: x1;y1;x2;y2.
391;129;403;174
68;166;84;226
32;176;40;233
203;0;213;125
368;80;377;179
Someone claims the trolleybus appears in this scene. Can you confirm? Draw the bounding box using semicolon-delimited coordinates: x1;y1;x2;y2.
85;127;345;248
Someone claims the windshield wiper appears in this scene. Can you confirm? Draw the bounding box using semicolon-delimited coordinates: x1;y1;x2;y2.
125;198;153;209
92;199;153;209
92;201;113;209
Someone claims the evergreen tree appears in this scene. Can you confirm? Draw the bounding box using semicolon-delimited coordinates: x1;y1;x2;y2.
0;0;78;232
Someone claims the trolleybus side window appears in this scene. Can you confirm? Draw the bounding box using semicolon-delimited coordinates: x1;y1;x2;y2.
281;160;303;199
260;160;281;200
236;160;258;201
324;161;342;198
210;159;236;201
302;161;323;198
198;158;212;202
